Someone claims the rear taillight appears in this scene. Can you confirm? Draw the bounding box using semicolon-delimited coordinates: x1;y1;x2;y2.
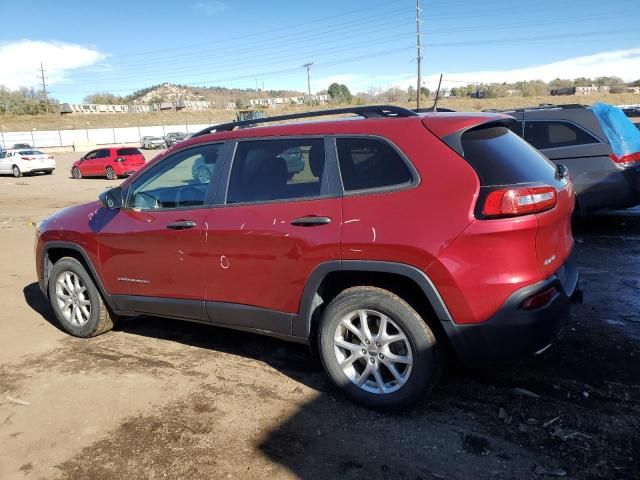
482;186;557;218
114;157;125;163
521;286;559;310
21;156;34;161
609;152;640;168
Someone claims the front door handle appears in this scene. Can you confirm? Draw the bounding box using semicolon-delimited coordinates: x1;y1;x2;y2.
291;216;332;227
166;220;197;230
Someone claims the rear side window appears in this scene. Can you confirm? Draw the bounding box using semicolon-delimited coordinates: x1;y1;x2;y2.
460;126;558;186
523;121;599;149
117;148;141;156
336;137;412;192
227;138;325;204
96;149;111;158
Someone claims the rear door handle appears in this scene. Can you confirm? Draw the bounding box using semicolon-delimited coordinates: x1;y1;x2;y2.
166;220;197;230
291;216;332;227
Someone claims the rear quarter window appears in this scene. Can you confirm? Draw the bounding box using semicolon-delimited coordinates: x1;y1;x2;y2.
460;126;558;186
523;121;600;149
336;137;413;192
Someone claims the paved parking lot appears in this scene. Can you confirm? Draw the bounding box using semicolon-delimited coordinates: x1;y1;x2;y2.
0;151;638;479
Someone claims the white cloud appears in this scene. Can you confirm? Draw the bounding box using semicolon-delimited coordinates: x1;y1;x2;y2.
0;40;105;90
191;1;227;16
314;48;640;94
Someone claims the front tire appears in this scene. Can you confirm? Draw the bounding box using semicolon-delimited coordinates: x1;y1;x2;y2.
105;166;117;180
48;257;117;338
44;169;53;175
12;165;21;178
318;286;441;410
71;167;82;179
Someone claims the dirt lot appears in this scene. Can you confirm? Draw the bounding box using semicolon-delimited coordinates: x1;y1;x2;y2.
0;151;638;480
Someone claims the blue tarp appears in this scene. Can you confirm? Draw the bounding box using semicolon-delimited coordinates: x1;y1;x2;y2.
592;102;640;156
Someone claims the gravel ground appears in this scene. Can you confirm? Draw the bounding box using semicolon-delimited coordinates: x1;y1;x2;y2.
0;151;638;479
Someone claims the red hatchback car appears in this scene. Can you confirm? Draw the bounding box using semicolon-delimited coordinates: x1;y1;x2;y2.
71;147;145;180
36;106;580;409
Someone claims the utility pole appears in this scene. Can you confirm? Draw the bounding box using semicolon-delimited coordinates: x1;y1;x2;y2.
38;61;49;113
303;62;313;107
416;0;423;110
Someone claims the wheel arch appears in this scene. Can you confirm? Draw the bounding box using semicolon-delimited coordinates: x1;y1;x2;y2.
42;242;115;311
294;261;454;345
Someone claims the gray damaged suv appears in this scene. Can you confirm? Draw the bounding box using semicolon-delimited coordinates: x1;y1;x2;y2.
492;104;640;216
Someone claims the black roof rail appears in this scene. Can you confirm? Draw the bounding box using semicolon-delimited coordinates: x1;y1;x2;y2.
192;105;418;138
482;103;589;113
414;107;456;113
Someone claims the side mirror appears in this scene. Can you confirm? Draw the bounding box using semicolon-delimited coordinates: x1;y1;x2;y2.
99;187;123;209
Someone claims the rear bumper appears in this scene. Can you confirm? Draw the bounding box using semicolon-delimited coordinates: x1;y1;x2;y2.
443;248;580;363
112;164;143;176
21;161;56;172
575;166;640;213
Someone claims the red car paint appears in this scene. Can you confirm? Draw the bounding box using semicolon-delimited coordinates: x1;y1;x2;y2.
36;111;576;354
71;147;145;178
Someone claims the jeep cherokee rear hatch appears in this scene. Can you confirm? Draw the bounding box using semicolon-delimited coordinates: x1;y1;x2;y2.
423;113;574;281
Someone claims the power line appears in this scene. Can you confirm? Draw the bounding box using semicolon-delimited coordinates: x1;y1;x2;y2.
61;32;414;87
76;11;412;72
55;24;637;92
111;0;407;60
56;45;416;95
76;18;412;77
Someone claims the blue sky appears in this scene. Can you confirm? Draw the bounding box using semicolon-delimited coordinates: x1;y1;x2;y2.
0;0;639;102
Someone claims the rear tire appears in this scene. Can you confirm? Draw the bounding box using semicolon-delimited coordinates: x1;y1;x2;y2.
48;257;117;338
105;166;117;180
71;167;82;179
318;286;441;410
44;169;53;175
12;165;21;178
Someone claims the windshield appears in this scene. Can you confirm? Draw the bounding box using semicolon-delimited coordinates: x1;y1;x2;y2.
18;150;44;155
117;148;142;156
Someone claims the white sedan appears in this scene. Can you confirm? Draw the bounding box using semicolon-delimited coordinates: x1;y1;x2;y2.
0;149;56;177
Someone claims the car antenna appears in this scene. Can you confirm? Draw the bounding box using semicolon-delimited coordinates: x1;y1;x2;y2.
432;73;443;112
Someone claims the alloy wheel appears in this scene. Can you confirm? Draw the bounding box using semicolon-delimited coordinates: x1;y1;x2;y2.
55;271;91;327
334;309;413;394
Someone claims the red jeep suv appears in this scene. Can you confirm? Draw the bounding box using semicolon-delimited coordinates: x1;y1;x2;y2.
71;147;145;180
35;106;579;409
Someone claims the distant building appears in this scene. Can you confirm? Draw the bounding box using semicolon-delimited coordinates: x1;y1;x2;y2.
248;94;329;107
60;100;213;114
60;103;129;114
575;85;598;95
627;86;640;94
551;87;576;96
